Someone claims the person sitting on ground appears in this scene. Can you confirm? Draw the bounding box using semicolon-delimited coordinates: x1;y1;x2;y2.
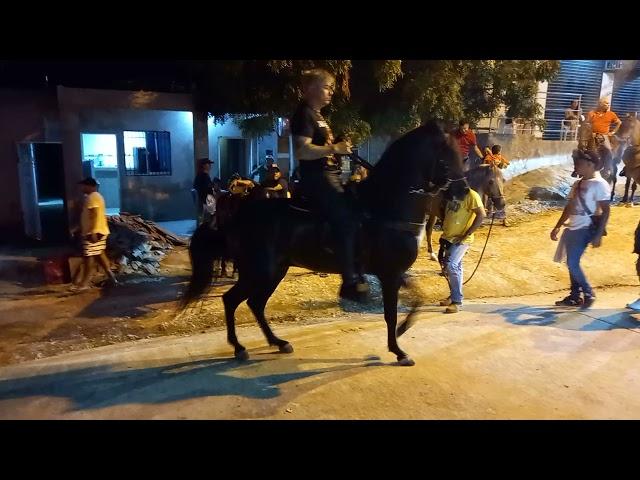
71;177;117;291
551;149;611;308
483;145;510;169
438;178;486;314
262;164;290;198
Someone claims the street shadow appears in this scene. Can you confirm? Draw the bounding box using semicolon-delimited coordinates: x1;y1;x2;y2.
492;305;640;331
0;259;48;289
76;275;192;319
0;354;384;413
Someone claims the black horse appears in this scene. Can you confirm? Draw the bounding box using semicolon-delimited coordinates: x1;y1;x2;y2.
183;122;464;366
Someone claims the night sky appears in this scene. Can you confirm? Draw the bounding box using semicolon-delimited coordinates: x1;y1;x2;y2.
0;60;196;92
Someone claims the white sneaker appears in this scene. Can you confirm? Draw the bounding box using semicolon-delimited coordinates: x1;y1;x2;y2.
627;298;640;311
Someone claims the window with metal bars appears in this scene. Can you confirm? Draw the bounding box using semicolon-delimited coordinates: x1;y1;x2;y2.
123;131;172;176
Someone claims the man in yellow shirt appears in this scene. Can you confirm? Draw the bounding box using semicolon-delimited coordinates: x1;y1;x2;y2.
438;179;486;313
72;177;117;291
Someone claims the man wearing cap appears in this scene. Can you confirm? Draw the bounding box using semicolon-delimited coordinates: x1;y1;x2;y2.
72;177;117;291
193;158;214;224
262;163;290;199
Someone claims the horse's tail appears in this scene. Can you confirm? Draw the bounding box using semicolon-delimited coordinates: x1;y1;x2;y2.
181;223;225;308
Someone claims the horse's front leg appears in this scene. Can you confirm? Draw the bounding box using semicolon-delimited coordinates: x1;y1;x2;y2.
425;215;438;261
381;274;414;366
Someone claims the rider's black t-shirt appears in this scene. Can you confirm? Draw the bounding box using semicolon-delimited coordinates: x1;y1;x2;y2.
290;102;339;175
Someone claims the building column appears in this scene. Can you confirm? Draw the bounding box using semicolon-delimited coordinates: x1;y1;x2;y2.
600;72;615;104
59;108;84;232
193;111;209;168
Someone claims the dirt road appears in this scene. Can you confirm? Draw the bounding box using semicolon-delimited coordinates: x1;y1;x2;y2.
1;285;639;419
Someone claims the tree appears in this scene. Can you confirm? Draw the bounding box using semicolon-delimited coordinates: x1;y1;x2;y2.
191;60;560;142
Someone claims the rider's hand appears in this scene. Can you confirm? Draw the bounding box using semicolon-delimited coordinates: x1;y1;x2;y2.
550;227;560;241
332;141;352;155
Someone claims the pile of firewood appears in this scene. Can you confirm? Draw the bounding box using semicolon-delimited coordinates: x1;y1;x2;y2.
106;213;187;276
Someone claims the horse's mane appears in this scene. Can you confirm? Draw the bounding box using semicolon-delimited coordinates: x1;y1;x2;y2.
363;121;461;194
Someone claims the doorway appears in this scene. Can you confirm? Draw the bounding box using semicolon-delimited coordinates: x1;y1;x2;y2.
81;133;120;214
17;142;68;242
219;137;247;184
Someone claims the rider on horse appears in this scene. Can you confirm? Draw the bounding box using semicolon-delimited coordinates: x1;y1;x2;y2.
290;68;368;302
587;99;622;152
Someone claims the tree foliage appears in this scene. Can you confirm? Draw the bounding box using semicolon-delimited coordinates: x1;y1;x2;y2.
192;60;560;142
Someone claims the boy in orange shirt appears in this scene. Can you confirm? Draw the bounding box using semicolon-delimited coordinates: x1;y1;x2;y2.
483;144;510;169
482;145;509;224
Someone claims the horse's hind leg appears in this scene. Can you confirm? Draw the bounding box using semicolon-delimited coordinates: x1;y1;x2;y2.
223;280;250;360
246;266;293;353
632;181;638;204
623;177;631;203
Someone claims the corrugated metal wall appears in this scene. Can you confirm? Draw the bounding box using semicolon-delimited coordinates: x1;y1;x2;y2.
612;64;640;116
543;60;605;139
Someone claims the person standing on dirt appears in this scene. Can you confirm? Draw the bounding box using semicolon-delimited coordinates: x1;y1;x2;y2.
551;149;611;308
438;178;486;314
193;158;214;224
72;177;117;291
290;68;368;302
453;120;484;171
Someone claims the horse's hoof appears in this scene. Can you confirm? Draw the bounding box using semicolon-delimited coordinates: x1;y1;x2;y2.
397;356;415;367
235;349;249;361
279;343;294;354
429;252;438;261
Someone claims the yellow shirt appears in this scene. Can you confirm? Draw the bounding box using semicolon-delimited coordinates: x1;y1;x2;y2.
81;191;110;236
442;189;483;245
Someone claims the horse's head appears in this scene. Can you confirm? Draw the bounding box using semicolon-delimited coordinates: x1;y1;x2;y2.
577;120;594;150
467;164;505;210
409;121;464;194
623;145;640;183
360;121;464;216
628;117;640;147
